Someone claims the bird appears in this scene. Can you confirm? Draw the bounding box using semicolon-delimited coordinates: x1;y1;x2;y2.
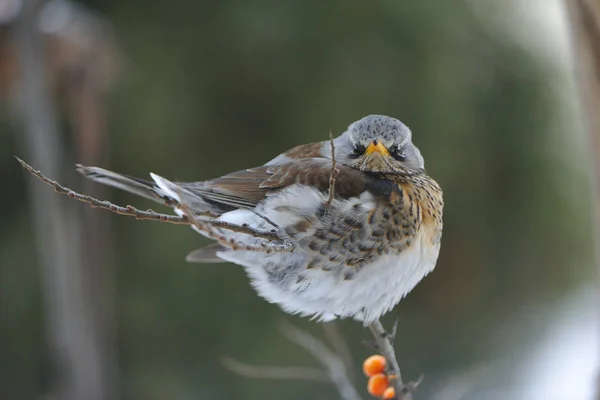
78;114;443;324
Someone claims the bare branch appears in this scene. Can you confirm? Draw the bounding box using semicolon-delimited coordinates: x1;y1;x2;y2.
222;321;363;400
221;357;329;382
16;157;194;224
280;321;363;400
16;157;294;250
368;318;420;400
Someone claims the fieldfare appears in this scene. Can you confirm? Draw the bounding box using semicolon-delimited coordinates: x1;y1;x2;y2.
78;115;444;323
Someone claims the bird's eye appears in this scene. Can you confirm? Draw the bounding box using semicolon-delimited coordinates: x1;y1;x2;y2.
349;143;366;159
390;145;406;161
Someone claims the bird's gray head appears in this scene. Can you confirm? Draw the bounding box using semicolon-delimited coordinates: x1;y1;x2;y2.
331;115;425;174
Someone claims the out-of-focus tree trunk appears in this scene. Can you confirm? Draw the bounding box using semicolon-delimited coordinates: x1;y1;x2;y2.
566;0;600;155
564;1;600;398
14;1;113;399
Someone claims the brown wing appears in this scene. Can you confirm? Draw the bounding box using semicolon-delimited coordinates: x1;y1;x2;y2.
182;158;369;210
280;142;326;159
265;141;328;165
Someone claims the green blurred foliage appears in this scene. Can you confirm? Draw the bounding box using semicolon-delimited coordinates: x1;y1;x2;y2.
0;1;594;399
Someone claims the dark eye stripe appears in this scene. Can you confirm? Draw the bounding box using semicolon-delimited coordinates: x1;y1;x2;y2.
392;152;406;161
349;144;366;159
389;145;406;161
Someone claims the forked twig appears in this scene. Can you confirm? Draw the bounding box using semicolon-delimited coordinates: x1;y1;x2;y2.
16;157;193;224
16;157;294;250
280;321;362;400
368;318;420;400
223;321;362;400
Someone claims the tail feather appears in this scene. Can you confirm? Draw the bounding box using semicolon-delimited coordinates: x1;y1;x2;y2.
77;165;218;213
186;243;228;263
77;165;170;204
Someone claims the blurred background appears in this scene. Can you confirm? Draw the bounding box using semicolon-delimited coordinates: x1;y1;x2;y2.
0;0;598;399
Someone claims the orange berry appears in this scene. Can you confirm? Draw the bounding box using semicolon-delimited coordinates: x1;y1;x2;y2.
363;354;387;377
367;373;389;397
383;386;396;399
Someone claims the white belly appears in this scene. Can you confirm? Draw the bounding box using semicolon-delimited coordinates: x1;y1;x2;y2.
216;229;440;324
192;184;441;323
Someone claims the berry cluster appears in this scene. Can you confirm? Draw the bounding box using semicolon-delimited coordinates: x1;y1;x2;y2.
362;355;396;399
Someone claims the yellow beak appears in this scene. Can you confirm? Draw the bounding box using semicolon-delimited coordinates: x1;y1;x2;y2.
365;141;390;157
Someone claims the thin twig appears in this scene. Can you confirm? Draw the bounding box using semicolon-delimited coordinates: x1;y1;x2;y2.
208;220;283;242
16;157;292;248
250;209;281;232
17;157;193;224
222;322;363;400
176;192;295;254
390;318;399;345
221;357;329;382
325;131;339;208
280;321;362;400
368;318;420;400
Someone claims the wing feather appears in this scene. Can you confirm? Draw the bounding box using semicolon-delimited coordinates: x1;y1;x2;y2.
181;158;369;210
265;141;327;165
